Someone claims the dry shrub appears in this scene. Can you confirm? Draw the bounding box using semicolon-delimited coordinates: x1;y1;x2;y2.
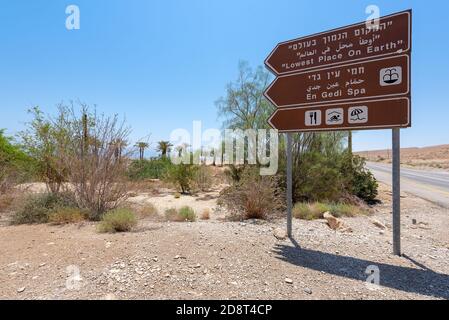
192;165;213;192
174;192;181;199
164;208;182;221
293;202;367;220
164;206;196;222
200;209;210;220
136;203;160;220
21;104;132;220
11;193;77;225
219;167;284;221
49;207;87;225
97;208;137;233
0;193;16;213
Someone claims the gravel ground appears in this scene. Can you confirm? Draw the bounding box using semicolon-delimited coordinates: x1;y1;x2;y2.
0;183;448;300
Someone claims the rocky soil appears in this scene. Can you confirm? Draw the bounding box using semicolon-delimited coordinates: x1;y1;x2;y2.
0;183;448;300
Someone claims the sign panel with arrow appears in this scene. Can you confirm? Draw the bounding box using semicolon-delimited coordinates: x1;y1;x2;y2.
265;55;409;108
265;10;411;76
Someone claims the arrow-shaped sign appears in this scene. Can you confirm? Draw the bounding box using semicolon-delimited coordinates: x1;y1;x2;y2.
268;98;410;132
264;55;409;108
265;10;411;76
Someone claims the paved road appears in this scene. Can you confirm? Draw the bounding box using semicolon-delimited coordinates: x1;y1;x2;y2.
366;162;449;208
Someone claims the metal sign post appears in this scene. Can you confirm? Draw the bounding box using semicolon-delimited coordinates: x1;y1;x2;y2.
392;128;401;255
286;133;293;238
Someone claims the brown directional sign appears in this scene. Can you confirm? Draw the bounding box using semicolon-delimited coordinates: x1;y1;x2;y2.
268;98;410;132
265;55;409;108
265;10;411;75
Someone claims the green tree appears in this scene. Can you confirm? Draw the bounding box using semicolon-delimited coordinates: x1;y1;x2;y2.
156;140;173;158
136;142;149;161
0;130;35;193
20;106;70;193
216;61;274;130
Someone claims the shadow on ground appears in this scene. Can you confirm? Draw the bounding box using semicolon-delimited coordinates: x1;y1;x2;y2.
273;238;449;299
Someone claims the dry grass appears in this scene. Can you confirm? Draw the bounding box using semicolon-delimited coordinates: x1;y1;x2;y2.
49;207;87;225
293;202;367;220
0;194;16;213
219;168;284;221
136;203;159;219
97;208;138;233
164;206;196;222
200;208;210;220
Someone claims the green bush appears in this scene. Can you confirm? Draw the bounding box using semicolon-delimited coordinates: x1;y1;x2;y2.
97;208;137;233
165;164;197;194
294;151;343;202
11;193;77;225
49;207;87;225
128;158;173;180
341;155;378;203
0;130;36;193
178;206;196;222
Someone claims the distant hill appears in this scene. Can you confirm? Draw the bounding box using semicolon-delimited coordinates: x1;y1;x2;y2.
356;145;449;170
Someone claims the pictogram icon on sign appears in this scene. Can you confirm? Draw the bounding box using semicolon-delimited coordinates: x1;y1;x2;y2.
380;66;402;86
326;108;344;125
348;106;368;124
305;110;322;126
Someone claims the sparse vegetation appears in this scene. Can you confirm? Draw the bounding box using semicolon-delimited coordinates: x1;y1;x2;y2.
219;167;284;220
293;202;367;220
128;158;173;180
97;208;137;233
178;206;196;222
20;103;132;219
200;209;211;220
164;206;196;222
165;164;197;194
49;207;87;225
0;194;16;213
192;165;213;192
11;193;77;225
136;203;159;219
0;130;36;194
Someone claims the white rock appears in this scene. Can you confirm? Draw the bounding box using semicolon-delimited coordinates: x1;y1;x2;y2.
371;219;386;230
273;228;287;240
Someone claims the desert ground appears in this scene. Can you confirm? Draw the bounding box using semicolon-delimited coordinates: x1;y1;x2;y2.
0;182;448;300
357;144;449;170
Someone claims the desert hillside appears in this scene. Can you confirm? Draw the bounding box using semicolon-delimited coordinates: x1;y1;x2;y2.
357;145;449;170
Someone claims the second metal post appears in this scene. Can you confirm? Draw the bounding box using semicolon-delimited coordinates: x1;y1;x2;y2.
392;128;401;256
286;133;293;238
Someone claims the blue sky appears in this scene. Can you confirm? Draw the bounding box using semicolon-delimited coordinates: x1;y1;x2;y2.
0;0;448;152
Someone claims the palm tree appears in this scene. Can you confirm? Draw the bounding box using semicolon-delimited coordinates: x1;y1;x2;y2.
135;142;149;161
156;140;173;158
111;139;127;161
